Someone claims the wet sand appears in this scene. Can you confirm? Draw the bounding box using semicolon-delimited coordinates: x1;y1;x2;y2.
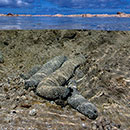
0;30;130;129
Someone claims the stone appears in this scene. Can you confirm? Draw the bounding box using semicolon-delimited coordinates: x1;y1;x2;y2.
25;55;67;89
29;109;37;116
0;51;4;63
81;123;87;129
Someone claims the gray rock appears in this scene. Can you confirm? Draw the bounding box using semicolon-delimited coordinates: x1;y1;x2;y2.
0;51;4;63
81;123;87;129
25;55;67;89
67;91;98;120
29;109;37;116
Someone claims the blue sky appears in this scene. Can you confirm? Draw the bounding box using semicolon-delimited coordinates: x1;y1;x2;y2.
0;0;130;14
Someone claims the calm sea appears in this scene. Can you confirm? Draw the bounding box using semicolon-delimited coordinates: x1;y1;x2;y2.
0;16;130;30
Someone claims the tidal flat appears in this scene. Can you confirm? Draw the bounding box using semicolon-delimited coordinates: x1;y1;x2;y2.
0;30;130;129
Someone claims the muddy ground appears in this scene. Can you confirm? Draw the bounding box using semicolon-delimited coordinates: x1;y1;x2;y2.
0;30;130;130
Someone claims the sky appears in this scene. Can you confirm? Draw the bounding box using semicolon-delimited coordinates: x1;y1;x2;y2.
0;0;130;14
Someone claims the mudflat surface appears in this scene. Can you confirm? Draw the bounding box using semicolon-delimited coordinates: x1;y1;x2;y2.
0;30;130;129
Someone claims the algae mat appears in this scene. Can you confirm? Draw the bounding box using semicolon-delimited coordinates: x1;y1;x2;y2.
0;30;130;129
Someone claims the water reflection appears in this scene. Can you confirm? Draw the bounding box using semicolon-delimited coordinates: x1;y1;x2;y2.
0;16;130;30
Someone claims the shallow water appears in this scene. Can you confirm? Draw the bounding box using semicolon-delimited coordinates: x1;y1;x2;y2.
0;16;130;30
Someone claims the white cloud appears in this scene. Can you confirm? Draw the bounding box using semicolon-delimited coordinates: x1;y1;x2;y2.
0;0;33;7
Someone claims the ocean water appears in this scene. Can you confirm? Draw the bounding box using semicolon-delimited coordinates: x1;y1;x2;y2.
0;16;130;30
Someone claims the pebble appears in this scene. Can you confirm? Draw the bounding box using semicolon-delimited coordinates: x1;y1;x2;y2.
16;96;20;101
50;101;55;104
21;95;27;100
0;83;3;87
92;123;97;130
29;90;35;96
104;125;111;130
29;109;37;116
81;123;87;129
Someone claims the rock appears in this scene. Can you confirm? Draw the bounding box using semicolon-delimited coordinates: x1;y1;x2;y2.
36;56;85;100
92;123;97;130
29;109;37;116
81;123;87;129
67;89;98;120
6;13;14;16
25;55;67;89
0;51;4;63
117;12;125;15
21;95;27;100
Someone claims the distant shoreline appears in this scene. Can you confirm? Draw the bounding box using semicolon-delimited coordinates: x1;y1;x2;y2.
0;12;130;17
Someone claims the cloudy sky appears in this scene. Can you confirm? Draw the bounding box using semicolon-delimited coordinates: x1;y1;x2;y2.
0;0;130;14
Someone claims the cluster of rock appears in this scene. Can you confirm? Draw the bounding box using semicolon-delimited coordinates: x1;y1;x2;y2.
23;55;98;120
